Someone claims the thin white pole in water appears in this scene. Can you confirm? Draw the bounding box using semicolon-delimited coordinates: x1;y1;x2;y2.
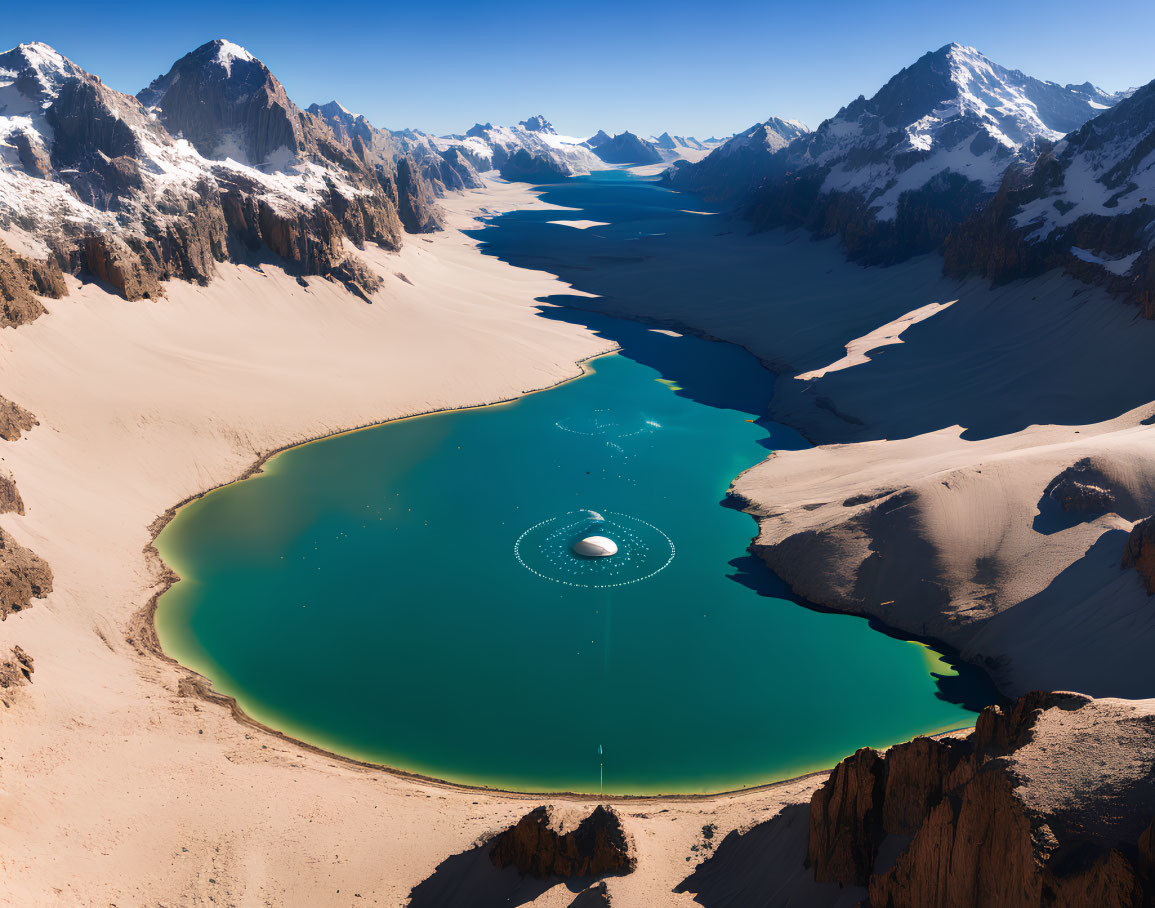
599;743;604;795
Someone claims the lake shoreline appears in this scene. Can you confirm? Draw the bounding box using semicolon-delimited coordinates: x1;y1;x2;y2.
146;318;989;798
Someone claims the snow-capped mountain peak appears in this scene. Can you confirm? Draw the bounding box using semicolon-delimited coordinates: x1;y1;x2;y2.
789;43;1125;222
0;42;80;104
209;39;256;77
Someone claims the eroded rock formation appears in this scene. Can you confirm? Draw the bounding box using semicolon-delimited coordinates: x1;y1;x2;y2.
0;471;24;515
0;527;52;620
0;395;37;441
0;236;66;327
806;692;1155;907
0;645;34;704
490;805;635;880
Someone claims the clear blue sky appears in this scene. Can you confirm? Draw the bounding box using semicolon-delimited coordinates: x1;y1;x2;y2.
5;0;1154;138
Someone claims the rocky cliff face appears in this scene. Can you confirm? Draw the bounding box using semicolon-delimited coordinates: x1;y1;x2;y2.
0;236;65;326
490;805;636;879
805;692;1155;907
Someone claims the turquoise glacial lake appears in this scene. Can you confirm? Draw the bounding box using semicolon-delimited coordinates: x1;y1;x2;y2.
155;171;995;795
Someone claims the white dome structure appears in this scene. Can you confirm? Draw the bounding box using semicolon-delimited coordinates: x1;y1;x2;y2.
572;535;618;557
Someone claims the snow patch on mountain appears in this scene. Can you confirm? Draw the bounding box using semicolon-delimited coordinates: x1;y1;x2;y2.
1069;246;1140;276
212;40;255;76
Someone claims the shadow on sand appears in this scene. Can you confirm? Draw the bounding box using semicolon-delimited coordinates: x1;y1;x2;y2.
675;803;863;908
407;841;611;908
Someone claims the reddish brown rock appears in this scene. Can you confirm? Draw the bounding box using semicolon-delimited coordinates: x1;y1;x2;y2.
806;693;1155;907
11;129;53;179
490;805;635;880
0;395;37;441
0;527;52;620
0;645;34;700
0;471;24;515
807;747;886;885
81;233;164;301
0;236;66;327
1122;516;1155;595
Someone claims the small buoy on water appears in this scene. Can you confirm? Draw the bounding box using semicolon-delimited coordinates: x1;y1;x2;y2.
572;536;618;557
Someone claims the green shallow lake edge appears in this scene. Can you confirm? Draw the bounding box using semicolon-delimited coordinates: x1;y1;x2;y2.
149;346;990;798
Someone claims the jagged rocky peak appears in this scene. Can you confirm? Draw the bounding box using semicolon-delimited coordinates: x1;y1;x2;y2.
790;42;1123;221
0;42;82;103
138;39;311;168
306;99;379;151
518;114;555;133
1;40;176;208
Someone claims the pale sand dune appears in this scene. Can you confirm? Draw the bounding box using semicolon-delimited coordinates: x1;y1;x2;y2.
794;299;956;380
548;219;611;229
0;180;823;905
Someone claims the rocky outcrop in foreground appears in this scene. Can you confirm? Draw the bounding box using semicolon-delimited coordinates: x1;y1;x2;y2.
0;527;53;620
490;805;635;879
407;805;633;907
807;692;1155;906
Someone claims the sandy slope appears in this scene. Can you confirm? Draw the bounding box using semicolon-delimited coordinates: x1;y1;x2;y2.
0;181;833;906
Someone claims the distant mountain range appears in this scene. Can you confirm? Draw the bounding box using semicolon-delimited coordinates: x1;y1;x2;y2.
5;37;1152;310
0;39;708;308
668;43;1146;281
0;39;464;303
